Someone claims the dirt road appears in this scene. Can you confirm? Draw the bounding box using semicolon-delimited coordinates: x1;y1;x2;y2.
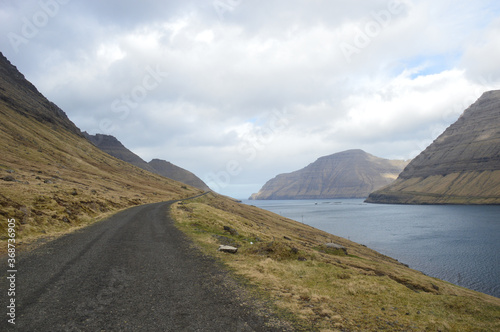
1;197;290;331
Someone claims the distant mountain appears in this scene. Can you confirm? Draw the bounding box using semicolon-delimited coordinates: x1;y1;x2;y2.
0;52;201;240
366;90;500;205
250;149;408;200
84;133;157;172
148;158;210;192
84;133;210;191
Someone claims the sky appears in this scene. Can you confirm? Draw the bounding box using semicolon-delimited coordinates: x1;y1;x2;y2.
1;0;500;198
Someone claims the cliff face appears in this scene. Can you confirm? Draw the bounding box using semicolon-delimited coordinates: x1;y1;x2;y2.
250;149;408;200
0;52;81;136
85;133;210;191
366;90;500;204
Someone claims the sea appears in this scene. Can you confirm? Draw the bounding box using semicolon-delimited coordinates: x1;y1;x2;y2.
242;199;500;298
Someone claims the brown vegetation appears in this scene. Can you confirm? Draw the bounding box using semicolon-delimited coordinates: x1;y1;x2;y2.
172;192;500;331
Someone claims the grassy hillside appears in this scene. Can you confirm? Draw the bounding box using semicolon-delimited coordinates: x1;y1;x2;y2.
0;52;204;248
172;192;500;331
0;103;202;247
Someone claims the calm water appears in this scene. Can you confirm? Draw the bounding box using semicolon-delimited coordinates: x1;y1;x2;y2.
243;199;500;298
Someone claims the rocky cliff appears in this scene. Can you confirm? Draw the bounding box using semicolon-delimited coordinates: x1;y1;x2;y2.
366;90;500;204
0;52;81;136
250;149;408;200
85;133;210;191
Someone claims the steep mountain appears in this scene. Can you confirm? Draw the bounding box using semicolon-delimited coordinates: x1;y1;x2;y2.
84;133;210;191
84;133;157;173
148;158;210;191
250;149;408;200
0;52;201;240
366;90;500;204
0;53;81;137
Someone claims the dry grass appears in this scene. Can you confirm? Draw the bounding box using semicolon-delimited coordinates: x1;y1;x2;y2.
172;192;500;331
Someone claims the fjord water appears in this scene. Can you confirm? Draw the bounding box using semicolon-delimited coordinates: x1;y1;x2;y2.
244;199;500;298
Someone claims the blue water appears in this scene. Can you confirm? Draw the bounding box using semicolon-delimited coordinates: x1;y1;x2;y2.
243;199;500;298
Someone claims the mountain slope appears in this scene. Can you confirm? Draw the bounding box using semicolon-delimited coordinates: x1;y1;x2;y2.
84;133;210;191
366;90;500;204
0;52;201;242
250;149;408;199
0;58;81;137
84;133;159;174
148;158;210;191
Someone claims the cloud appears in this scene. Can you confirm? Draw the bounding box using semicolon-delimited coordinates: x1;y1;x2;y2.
460;17;500;83
1;0;499;198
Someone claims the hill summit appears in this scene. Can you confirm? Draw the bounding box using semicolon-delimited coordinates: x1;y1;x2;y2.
84;133;210;191
366;90;500;204
250;149;408;200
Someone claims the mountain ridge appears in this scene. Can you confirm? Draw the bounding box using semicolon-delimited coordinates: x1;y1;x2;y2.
250;149;408;200
0;52;82;136
84;133;210;191
366;90;500;204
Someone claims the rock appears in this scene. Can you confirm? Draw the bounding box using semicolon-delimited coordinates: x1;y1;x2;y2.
223;226;239;236
212;234;237;246
3;175;16;182
326;243;348;255
71;189;78;196
284;236;292;240
6;169;15;173
217;245;238;254
44;179;53;184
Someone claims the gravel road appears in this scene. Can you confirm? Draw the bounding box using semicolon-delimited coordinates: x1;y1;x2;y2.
1;197;291;331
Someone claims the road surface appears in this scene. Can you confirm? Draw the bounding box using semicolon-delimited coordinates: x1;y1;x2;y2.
1;197;290;331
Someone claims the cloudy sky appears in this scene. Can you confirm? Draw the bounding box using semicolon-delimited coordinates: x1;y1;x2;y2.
1;0;500;198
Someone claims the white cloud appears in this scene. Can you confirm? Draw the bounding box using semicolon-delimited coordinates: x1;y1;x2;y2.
460;17;500;82
1;0;499;198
